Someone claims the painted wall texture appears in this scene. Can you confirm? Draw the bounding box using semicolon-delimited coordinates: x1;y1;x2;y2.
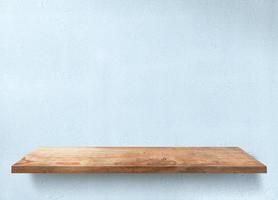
1;0;277;199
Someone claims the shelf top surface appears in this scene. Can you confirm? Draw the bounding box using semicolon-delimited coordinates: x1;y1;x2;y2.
12;147;266;173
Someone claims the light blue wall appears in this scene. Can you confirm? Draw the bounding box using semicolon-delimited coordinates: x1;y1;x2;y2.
1;0;277;199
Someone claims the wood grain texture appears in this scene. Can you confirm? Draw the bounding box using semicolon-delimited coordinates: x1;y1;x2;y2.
12;147;267;173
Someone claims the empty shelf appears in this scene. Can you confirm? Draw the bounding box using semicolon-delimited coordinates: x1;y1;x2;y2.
12;147;267;173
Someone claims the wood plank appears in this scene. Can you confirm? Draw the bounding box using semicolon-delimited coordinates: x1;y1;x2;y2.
12;147;267;173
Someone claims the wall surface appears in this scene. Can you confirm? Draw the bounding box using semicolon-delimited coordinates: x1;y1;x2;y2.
1;0;278;199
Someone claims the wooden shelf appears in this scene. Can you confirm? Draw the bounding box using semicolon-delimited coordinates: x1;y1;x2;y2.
12;147;266;174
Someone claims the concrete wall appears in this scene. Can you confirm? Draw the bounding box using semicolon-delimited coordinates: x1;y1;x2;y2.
1;0;277;199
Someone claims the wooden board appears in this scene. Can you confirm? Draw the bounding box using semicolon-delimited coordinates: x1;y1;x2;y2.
12;147;267;173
